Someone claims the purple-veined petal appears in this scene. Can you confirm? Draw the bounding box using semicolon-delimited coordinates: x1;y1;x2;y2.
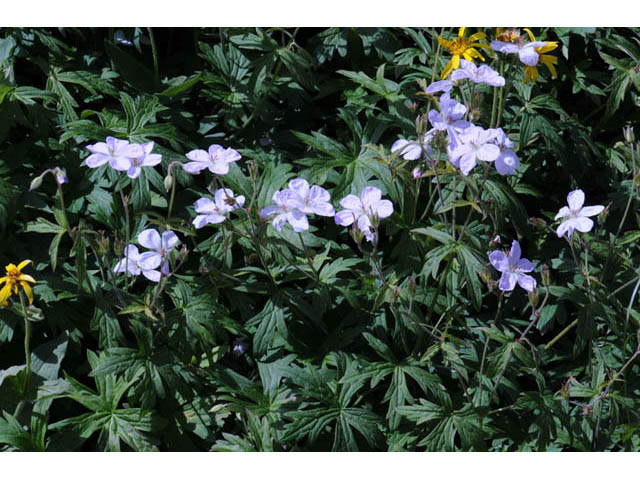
508;240;521;263
127;166;142;179
183;161;208;174
498;272;517;291
288;210;309;232
335;210;357;226
579;205;604;217
142;269;161;282
567;189;585;211
194;198;216;214
272;213;288;231
193;215;211;229
517;274;537;292
208;160;230;175
516;258;534;273
339;194;362;211
490;41;519;54
357;213;372;233
161;230;180;250
518;44;540;66
373;199;393;219
554;206;571;220
85;153;109;168
310;202;335;217
361;187;382;208
288;178;310;198
260;205;280;219
138;229;162;250
489;250;509;273
494;151;520;175
142;153;162;167
309;185;330;203
425;79;453;94
185;149;209;162
574;216;594;233
458;152;477;176
86;142;109;155
476;143;501;162
138;251;162;270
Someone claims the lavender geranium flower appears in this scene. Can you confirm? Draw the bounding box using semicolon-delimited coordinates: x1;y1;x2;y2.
53;167;67;185
449;125;500;175
489;240;536;292
450;59;505;87
428;93;471;148
183;144;241;175
114;244;143;277
85;136;143;170
555;189;604;239
489;127;520;175
260;190;309;232
391;134;434;161
137;228;180;282
285;179;335;217
425;79;454;94
335;186;393;242
116;141;162;179
193;188;245;229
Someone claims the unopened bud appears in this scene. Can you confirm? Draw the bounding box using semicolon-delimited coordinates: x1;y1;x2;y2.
469;108;481;122
528;289;539;308
541;264;550;287
412;167;422;179
97;230;110;256
113;238;124;257
164;173;173;192
599;203;610;225
487;279;496;293
480;266;491;284
179;245;189;261
389;286;401;303
408;275;417;296
30;175;44;191
489;234;501;248
350;224;365;245
529;217;546;229
623;125;635;145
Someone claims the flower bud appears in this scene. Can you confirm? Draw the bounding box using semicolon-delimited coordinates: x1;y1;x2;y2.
97;230;110;256
480;266;491;284
623;125;635;145
408;275;417;297
529;217;547;229
113;238;124;257
599;203;610;225
389;286;401;303
179;245;189;262
412;167;422;179
528;289;539;308
53;167;67;185
489;235;501;248
164;172;173;192
30;175;44;191
541;264;550;287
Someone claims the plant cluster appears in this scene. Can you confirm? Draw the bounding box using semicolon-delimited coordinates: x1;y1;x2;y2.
1;27;640;451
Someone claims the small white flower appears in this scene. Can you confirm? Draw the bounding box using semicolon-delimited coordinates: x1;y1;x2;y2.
136;229;180;282
285;178;335;217
183;144;241;175
489;240;536;292
260;190;309;232
193;188;245;229
86;137;143;170
116;141;162;179
555;189;604;239
334;186;393;242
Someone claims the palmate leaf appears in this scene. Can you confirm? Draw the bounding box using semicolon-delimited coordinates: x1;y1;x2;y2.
40;350;164;451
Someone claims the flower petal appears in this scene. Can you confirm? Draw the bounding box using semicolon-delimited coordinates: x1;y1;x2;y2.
554;206;571;220
161;230;180;250
335;210;357;226
138;251;162;270
567;189;585;211
489;251;509;272
498;272;517;291
517;274;537;292
138;229;162;251
574;216;594;233
508;240;521;263
142;269;161;282
516;258;534;273
579;205;604;218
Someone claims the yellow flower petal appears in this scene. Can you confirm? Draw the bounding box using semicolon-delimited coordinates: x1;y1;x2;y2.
468;32;487;42
0;276;8;284
540;55;558;78
437;37;452;49
458;27;467;38
441;59;453;79
538;42;558;54
20;274;36;284
523;28;536;42
20;281;34;305
0;283;12;304
17;259;32;271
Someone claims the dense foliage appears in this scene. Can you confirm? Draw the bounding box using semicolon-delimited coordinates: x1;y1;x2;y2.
1;27;640;451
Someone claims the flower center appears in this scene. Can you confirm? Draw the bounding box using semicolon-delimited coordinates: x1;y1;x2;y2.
448;38;470;56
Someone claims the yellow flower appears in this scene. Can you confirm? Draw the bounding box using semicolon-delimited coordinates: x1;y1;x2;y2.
520;28;558;84
0;260;36;305
437;27;492;79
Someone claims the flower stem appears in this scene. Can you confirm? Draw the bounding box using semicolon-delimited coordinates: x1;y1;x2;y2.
117;176;131;289
298;232;319;282
544;318;579;350
148;27;160;88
